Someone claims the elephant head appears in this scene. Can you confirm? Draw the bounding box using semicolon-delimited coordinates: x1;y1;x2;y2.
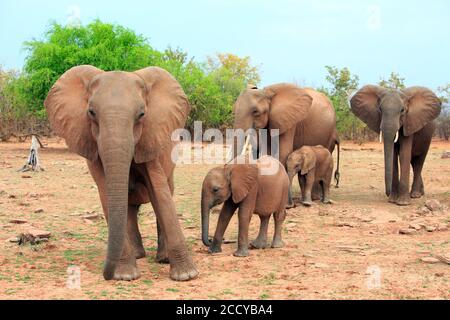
350;85;441;196
44;65;190;280
201;163;258;246
286;148;316;189
232;83;313;156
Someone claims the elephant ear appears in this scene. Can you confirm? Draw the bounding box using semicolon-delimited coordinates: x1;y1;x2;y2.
229;164;258;203
264;84;313;135
350;85;385;133
134;67;191;163
300;150;316;175
44;65;103;161
402;86;442;136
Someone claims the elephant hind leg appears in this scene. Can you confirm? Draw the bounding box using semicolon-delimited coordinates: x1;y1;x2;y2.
411;154;426;198
312;182;322;201
250;215;270;249
127;205;146;259
272;210;286;248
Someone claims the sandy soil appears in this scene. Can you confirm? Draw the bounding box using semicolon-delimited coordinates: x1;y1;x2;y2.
0;138;449;300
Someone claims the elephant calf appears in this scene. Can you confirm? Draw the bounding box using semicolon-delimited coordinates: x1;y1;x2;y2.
286;146;333;207
201;156;289;257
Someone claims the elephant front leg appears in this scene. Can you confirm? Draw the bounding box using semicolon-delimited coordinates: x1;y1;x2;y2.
209;200;237;254
321;181;332;204
396;137;412;206
410;154;426;198
311;182;322;201
127;205;146;259
298;175;306;202
302;173;315;207
250;215;269;249
146;161;198;281
234;199;254;257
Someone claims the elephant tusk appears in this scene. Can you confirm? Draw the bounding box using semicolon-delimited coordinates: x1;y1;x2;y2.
379;131;383;144
241;135;251;156
394;131;399;143
226;146;234;162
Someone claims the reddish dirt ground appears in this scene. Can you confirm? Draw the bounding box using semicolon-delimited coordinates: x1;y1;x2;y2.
0;138;449;300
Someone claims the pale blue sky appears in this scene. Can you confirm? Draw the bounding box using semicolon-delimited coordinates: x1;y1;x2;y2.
0;0;449;90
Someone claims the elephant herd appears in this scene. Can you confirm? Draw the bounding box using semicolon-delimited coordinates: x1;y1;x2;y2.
43;65;442;282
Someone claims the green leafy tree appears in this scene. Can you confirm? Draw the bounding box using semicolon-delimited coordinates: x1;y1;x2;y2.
324;66;359;96
321;66;365;140
378;72;406;90
206;53;261;86
437;84;450;140
10;20;158;117
5;21;259;133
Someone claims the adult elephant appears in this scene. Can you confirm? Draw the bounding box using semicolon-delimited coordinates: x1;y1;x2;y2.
232;84;340;207
44;65;198;281
350;85;441;205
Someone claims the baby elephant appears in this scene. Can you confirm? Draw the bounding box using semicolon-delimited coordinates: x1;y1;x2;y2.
287;146;333;207
201;156;289;257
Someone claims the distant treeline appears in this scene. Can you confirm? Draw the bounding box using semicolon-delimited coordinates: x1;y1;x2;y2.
0;20;449;141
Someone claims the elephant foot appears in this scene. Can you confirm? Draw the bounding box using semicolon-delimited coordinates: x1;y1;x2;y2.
233;248;249;257
286;202;296;209
410;190;424;199
111;260;140;281
312;194;321;201
396;196;411;206
250;238;268;250
388;194;398;203
302;201;313;207
271;239;285;248
170;252;198;281
134;246;146;260
208;245;222;254
322;199;332;205
155;252;169;264
170;259;199;282
155;241;169;263
129;234;146;259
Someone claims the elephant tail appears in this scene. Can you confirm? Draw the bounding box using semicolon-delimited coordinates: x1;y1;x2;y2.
334;138;340;188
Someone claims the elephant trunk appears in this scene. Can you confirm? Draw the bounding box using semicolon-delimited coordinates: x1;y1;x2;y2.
287;170;296;192
99;130;134;280
383;139;394;197
201;191;211;247
381;126;398;197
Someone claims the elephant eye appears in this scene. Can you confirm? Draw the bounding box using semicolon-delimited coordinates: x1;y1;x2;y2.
400;108;405;114
88;109;96;118
137;112;146;120
213;186;220;193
